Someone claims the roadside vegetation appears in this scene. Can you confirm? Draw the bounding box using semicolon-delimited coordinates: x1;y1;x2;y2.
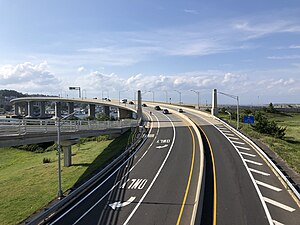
218;103;300;173
0;131;132;225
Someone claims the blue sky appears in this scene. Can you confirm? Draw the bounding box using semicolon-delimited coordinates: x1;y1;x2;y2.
0;0;300;105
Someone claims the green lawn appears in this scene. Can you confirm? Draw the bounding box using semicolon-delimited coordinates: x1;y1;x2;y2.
0;132;130;225
218;112;300;173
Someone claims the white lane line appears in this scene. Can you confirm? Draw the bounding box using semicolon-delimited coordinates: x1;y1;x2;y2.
236;146;251;151
255;180;282;192
240;152;256;157
273;219;285;225
51;114;161;224
228;137;240;140
249;168;270;176
263;197;296;212
231;140;246;145
193;115;273;225
244;159;263;166
123;114;176;225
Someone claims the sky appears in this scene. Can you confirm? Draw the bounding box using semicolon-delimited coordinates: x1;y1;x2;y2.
0;0;300;105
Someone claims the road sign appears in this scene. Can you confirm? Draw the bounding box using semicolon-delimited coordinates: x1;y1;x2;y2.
243;115;254;124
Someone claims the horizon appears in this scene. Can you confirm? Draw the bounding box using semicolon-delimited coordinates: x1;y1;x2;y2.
0;0;300;105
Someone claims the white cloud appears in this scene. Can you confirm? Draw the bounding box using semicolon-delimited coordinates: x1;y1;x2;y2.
267;55;300;60
289;45;300;49
77;66;86;73
0;62;61;94
184;9;199;15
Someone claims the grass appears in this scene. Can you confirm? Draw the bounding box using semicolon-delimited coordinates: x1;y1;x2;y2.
218;112;300;173
0;132;131;225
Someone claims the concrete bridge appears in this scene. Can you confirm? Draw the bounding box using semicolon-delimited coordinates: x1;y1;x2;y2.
2;91;143;167
10;96;137;120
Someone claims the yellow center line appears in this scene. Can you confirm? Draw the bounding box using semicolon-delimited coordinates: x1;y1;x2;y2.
176;125;195;225
199;126;217;225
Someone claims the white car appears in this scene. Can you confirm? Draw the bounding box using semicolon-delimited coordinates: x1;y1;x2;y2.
120;99;127;103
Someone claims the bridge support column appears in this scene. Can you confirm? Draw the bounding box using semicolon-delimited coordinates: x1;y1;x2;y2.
68;102;74;114
211;89;218;116
55;102;62;118
13;103;21;116
88;104;95;118
137;90;142;121
26;101;34;118
40;101;46;118
103;106;110;117
118;108;132;119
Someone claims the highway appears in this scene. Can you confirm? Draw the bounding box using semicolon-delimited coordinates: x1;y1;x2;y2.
152;103;300;225
43;107;203;225
20;101;299;224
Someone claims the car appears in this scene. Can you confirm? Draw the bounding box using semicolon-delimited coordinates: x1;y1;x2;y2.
162;109;169;114
154;105;161;110
178;108;184;113
142;103;147;107
128;101;134;105
120;99;127;103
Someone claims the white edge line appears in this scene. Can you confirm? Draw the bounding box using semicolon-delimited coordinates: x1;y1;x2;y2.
122;114;176;225
197;117;274;225
214;116;300;202
51;113;160;224
273;219;285;225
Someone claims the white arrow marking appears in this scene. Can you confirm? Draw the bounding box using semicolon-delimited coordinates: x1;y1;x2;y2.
156;144;168;149
109;196;136;210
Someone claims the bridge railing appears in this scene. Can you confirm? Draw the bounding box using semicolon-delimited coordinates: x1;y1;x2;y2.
0;118;138;136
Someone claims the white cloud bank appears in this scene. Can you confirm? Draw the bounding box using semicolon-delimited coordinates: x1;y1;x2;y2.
1;62;299;104
0;61;61;94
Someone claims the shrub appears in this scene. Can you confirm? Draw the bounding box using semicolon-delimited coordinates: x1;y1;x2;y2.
42;157;51;163
251;112;286;139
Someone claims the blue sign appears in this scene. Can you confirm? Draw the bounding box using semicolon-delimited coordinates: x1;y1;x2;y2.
244;115;254;124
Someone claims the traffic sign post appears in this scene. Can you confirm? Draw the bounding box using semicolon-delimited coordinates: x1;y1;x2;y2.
243;115;254;124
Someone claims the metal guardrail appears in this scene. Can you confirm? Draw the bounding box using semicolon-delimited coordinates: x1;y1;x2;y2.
0;118;138;136
27;126;148;225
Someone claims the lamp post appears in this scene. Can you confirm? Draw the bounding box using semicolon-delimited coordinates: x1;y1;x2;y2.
82;89;86;99
174;90;182;105
119;90;128;104
164;90;168;103
218;91;240;129
69;87;81;98
56;111;77;199
190;90;200;109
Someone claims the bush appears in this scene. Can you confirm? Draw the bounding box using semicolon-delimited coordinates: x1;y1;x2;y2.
251;112;286;139
42;157;51;163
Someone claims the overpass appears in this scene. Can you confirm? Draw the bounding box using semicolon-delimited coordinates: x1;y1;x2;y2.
2;91;143;166
9;96;138;119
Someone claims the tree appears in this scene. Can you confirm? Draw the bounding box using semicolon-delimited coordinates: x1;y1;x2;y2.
252;112;286;139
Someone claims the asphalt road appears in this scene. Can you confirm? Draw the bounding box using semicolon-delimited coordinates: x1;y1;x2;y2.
46;107;202;225
156;104;300;225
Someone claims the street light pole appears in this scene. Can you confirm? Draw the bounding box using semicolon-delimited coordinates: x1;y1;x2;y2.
56;111;77;199
190;90;200;109
56;117;63;199
218;91;240;130
174;90;182;105
164;90;168;103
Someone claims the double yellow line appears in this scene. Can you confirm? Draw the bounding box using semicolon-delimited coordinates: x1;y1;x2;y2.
176;124;217;225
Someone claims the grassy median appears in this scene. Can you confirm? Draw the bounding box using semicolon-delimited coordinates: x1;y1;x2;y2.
218;111;300;173
0;131;131;225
